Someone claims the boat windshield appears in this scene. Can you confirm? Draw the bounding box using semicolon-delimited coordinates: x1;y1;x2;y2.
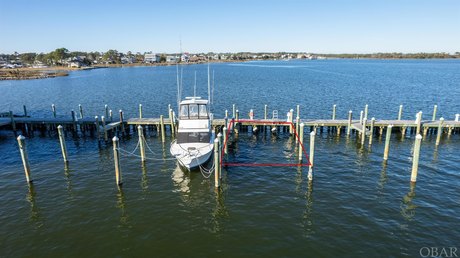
179;104;208;119
177;132;210;144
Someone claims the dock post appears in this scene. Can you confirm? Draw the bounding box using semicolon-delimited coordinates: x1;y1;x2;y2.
289;109;294;134
369;117;375;146
347;110;353;136
119;110;125;136
169;108;175;136
214;138;220;188
138;125;146;162
411;134;422;182
139;104;143;119
23;105;28;117
298;123;304;162
112;136;122;186
160;115;165;143
332;104;336;120
9;111;16;132
225;110;229;120
264;105;268;120
95;116;101;142
101;116;108;142
105;104;109;119
361;118;367;145
223;127;228;154
296;105;300;121
308;130;315;181
436;117;444;146
17;135;32;183
359;110;363;125
364;104;368;120
71;110;77;132
52;104;56;118
79;104;84;119
416;111;422;135
432;105;437;121
383;125;393;161
57;125;69;164
109;110;113;122
232;104;236;119
295;116;300;143
455;114;459;122
398;105;403;120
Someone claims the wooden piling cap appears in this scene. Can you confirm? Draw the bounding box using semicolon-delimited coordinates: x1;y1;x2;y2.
440;117;444;121
17;135;25;140
214;138;219;143
57;125;63;129
217;133;222;137
112;136;119;142
310;131;315;135
416;134;422;140
300;123;305;126
137;125;142;129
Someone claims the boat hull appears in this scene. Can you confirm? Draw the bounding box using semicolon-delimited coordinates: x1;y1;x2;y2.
170;142;214;171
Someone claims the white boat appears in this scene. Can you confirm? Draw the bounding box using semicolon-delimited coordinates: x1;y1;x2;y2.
170;96;215;171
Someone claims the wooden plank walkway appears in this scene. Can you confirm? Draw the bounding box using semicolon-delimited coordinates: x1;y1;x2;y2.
0;118;10;127
127;118;173;125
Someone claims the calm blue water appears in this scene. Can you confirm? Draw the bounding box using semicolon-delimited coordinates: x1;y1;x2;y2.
0;59;459;257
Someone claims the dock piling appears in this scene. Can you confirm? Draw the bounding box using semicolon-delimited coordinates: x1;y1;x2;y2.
79;104;83;119
383;125;394;161
347;110;353;136
112;136;122;186
95;116;101;142
105;105;109;119
232;104;236;119
9;111;16;133
52;104;56;118
332;104;336;120
139;104;143;119
138;125;146;162
455;114;459;122
364;104;368;120
361;118;367;145
416;111;422;135
17;135;32;183
398;105;403;120
101;116;108;142
71;110;77;132
23;105;28;117
57;125;69;164
299;123;304;162
214;138;220;188
160;115;165;143
308;130;315;181
411;134;422;182
119;110;125;136
264;105;267;120
109;110;113;122
369;117;375;146
359;110;363;124
223;127;228;154
432;105;438;121
295;116;300;143
436;117;444;146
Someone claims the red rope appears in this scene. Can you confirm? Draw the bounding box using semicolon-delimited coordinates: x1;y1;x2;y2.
220;118;312;167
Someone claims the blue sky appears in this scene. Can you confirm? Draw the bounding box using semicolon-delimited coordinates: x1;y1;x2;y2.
0;0;459;54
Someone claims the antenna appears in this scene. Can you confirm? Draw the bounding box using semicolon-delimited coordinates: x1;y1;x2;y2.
176;64;180;110
194;71;197;98
207;63;211;105
212;70;215;105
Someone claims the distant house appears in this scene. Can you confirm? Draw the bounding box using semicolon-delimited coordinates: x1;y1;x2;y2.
144;53;161;63
166;56;177;63
181;53;189;63
121;56;135;64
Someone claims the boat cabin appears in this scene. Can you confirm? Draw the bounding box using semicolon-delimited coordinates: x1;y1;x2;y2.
179;97;209;120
